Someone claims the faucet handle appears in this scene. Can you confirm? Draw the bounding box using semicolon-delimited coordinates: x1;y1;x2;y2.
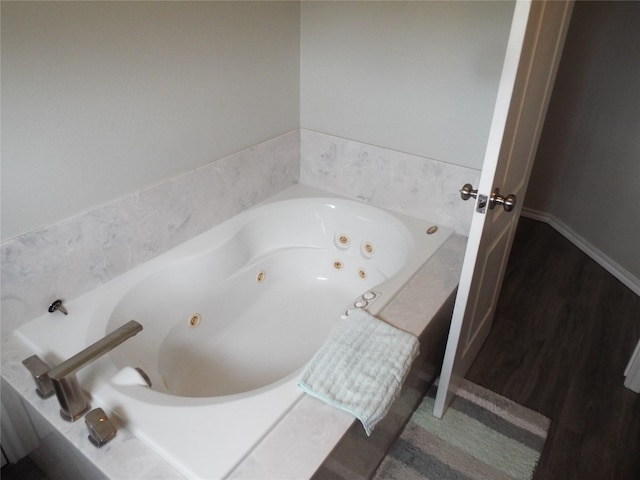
48;299;68;315
85;408;117;447
22;355;55;399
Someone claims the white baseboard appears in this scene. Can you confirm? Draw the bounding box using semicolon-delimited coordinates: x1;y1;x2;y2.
521;208;640;297
624;339;640;393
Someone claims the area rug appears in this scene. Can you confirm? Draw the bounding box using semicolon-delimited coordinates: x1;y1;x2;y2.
373;379;551;480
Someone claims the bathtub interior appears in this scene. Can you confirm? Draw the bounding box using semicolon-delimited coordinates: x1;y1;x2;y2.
112;253;371;398
104;196;429;398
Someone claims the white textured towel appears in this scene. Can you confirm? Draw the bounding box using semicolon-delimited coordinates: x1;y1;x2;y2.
297;308;420;435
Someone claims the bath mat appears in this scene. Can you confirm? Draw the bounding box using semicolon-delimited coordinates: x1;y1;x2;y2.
374;379;550;480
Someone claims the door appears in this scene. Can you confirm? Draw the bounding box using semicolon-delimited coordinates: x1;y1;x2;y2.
433;0;574;417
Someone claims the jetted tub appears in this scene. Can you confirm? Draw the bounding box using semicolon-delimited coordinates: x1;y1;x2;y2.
15;185;453;479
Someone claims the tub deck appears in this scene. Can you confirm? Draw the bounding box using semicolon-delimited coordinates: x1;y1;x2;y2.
1;197;466;480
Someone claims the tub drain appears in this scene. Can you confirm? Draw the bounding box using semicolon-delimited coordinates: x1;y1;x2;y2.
188;314;201;328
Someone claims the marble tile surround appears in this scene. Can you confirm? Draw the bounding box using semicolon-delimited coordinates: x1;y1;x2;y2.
1;131;300;334
1;128;476;335
300;129;480;237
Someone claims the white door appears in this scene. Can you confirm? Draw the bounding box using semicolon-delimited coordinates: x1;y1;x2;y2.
433;0;574;417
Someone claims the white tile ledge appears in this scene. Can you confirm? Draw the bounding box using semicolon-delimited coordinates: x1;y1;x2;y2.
1;233;466;479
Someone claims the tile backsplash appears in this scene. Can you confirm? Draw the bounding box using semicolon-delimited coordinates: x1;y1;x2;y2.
1;132;299;333
300;129;479;236
1;129;479;333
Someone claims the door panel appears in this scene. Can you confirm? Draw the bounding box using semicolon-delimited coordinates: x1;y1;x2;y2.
433;0;574;417
459;215;512;371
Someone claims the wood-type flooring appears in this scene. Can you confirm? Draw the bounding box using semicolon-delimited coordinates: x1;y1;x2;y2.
467;217;640;480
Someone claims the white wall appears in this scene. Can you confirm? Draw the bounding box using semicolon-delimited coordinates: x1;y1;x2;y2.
300;1;514;171
525;1;640;290
1;1;300;241
2;1;517;242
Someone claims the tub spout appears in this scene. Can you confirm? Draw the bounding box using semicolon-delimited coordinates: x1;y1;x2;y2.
47;320;143;421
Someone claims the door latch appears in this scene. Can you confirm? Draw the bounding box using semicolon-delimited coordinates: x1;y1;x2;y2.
459;183;488;214
460;184;516;214
476;194;488;214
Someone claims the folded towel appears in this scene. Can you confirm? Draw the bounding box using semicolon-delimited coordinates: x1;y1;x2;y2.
297;308;420;435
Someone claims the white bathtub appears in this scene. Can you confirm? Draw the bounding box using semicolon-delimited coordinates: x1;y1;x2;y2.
15;185;452;479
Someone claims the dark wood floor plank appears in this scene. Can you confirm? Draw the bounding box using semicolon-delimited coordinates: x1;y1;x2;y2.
0;456;50;480
557;270;640;479
467;217;640;480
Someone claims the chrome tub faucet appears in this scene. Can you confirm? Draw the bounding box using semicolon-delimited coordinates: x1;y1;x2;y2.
44;320;143;421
